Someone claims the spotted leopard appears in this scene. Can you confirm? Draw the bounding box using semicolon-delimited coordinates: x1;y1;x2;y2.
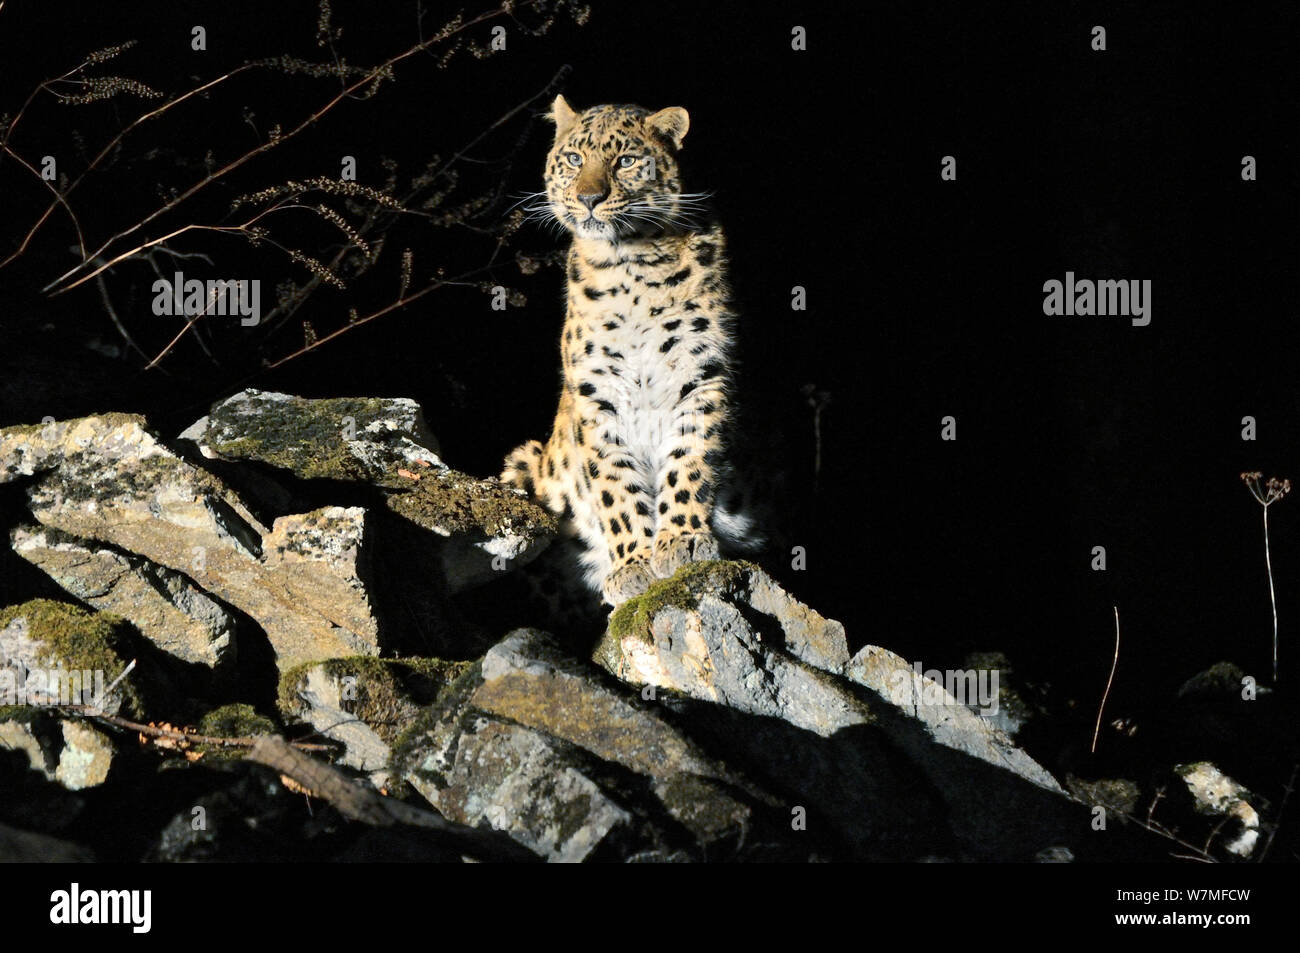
503;95;762;606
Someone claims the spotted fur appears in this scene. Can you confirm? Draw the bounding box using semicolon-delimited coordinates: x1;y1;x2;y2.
503;95;761;606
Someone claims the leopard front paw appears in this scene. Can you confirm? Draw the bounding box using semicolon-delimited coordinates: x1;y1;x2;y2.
602;561;655;606
650;531;719;579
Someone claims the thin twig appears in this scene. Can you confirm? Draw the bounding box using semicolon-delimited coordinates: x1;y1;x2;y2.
1092;606;1120;754
43;4;514;296
1258;762;1299;862
53;704;336;752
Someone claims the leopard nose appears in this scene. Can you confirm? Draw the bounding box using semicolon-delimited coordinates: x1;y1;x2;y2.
578;188;609;211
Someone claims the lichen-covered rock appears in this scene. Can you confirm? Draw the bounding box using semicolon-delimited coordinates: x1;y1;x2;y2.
386;468;556;593
0;711;115;790
277;656;469;785
1175;762;1261;858
184;391;556;594
595;561;873;737
591;562;1087;860
1;416;385;672
394;629;800;861
473;630;779;844
0;600;143;717
11;525;236;673
188;389;442;485
401;711;626;863
1;413;163;484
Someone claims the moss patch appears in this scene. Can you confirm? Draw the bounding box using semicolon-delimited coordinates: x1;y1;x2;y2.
208;395;417;484
390;660;484;780
387;467;556;537
606;560;755;646
278;655;472;745
0;600;144;717
197;702;277;738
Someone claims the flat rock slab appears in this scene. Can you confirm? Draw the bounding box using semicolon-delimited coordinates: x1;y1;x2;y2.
2;415;382;672
395;629;797;861
11;525;236;673
185;390;556;593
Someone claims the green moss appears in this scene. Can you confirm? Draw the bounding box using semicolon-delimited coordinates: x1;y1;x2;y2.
390;660;484;779
191;703;276;762
0;600;144;717
606;560;755;646
278;655;472;745
208;395;412;483
0;705;40;725
198;702;276;738
387;467;557;537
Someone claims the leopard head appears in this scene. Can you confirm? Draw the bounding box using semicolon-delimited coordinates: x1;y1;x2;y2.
541;95;706;243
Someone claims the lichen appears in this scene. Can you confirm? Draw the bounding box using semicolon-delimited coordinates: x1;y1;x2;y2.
0;599;144;717
207;395;416;484
389;660;484;780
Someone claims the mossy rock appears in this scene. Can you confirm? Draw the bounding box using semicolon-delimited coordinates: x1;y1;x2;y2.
386;467;557;537
0;599;145;717
604;559;756;648
278;655;472;746
206;393;431;486
197;702;277;738
189;703;277;762
389;659;485;780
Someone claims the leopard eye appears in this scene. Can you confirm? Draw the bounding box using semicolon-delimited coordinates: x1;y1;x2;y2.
565;152;583;168
618;155;639;169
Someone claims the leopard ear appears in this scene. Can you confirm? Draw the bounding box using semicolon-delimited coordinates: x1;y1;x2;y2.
550;95;579;139
646;106;689;149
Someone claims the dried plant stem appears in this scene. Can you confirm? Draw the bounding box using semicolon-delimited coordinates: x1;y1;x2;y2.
1091;605;1120;754
43;4;514;296
54;705;335;752
1264;504;1279;683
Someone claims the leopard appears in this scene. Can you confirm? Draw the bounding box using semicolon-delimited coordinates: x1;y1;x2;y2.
501;94;764;607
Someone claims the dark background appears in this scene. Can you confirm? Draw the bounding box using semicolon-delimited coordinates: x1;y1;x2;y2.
1;1;1297;751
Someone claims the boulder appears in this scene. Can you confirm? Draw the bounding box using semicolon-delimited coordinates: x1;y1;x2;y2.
11;524;236;673
2;416;383;672
184;390;556;594
394;629;803;861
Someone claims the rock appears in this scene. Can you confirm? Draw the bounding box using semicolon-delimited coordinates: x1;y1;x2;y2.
11;525;236;673
474;630;781;845
0;600;144;717
1;416;384;672
191;389;443;485
185;390;557;594
844;645;1061;791
1177;661;1251;700
593;562;1089;860
386;468;556;594
0;711;115;790
394;629;802;861
278;657;470;786
0;820;94;861
595;561;873;737
1175;762;1261;858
